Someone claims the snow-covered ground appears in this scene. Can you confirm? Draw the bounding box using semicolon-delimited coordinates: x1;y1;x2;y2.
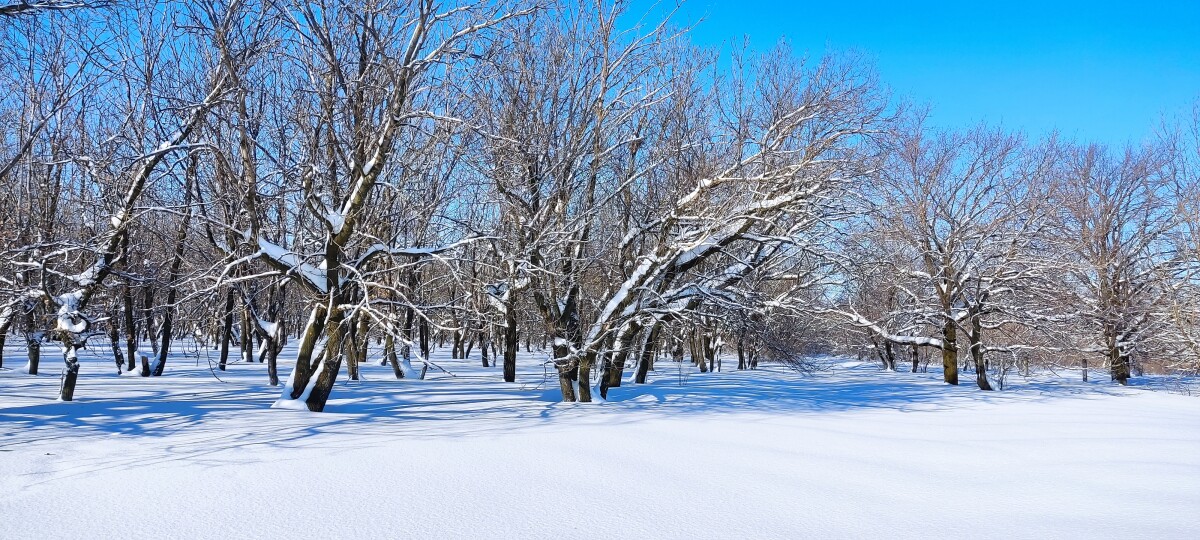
1;343;1198;539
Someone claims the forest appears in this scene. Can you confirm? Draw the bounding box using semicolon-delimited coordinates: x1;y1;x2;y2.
1;0;1198;413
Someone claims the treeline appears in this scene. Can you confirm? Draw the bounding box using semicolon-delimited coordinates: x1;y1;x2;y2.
1;0;1197;410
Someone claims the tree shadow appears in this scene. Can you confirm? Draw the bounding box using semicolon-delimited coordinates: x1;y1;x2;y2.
1;355;1138;462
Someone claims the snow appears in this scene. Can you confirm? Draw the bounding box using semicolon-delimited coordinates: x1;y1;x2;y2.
54;290;88;333
1;342;1198;539
271;358;323;411
256;238;328;292
68;261;105;286
326;211;345;234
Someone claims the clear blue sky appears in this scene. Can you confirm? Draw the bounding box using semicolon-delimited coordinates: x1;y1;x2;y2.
631;0;1200;147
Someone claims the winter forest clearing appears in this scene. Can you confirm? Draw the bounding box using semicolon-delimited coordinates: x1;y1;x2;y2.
2;344;1199;539
2;0;1200;537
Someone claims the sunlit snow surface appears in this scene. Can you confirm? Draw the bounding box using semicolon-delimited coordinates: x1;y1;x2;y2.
1;343;1197;539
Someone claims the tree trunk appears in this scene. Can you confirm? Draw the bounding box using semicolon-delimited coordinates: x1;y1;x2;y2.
419;317;430;360
479;330;489;367
122;283;137;371
556;360;578;402
218;289;235;371
941;318;959;385
345;312;361;381
911;344;919;373
1110;347;1130;385
356;313;369;374
576;351;594;402
451;328;463;359
266;334;280;386
386;332;404;379
107;308;124;373
303;308;344;412
284;304;328;399
58;341;80;400
142;286;158;357
692;330;708;373
25;334;40;375
700;331;710;374
259;317;282;386
970;314;992;390
153;173;192;377
597;347;613;397
503;309;517;383
634;323;660;384
465;327;477;361
0;309;10;369
152;287;178;377
239;302;252;364
601;330;634;398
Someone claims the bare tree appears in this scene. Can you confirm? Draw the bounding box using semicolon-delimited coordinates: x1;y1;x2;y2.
1049;141;1178;384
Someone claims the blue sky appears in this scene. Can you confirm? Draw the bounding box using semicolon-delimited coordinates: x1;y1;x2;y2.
631;0;1200;147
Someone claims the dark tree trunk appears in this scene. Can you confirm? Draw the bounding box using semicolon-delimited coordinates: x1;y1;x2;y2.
601;330;634;398
402;304;415;364
634;323;661;384
452;329;463;359
152;287;178;377
556;359;578;402
386;333;404;379
21;303;41;374
218;290;235;371
479;330;489;367
692;330;708;373
293;304;343;412
285;304;328;400
0;309;14;369
266;335;280;386
503;309;517;383
465;326;477;361
884;340;897;371
153;174;192;377
911;344;919;373
108;308;124;373
305;328;343;412
122;283;137;371
58;341;80;400
969;314;992;391
142;286;158;357
345;312;361;381
419;317;430;360
941;318;959;385
576;351;595;402
737;335;746;370
1110;347;1130;385
25;334;40;375
239;302;252;364
700;331;710;374
257;317;282;386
